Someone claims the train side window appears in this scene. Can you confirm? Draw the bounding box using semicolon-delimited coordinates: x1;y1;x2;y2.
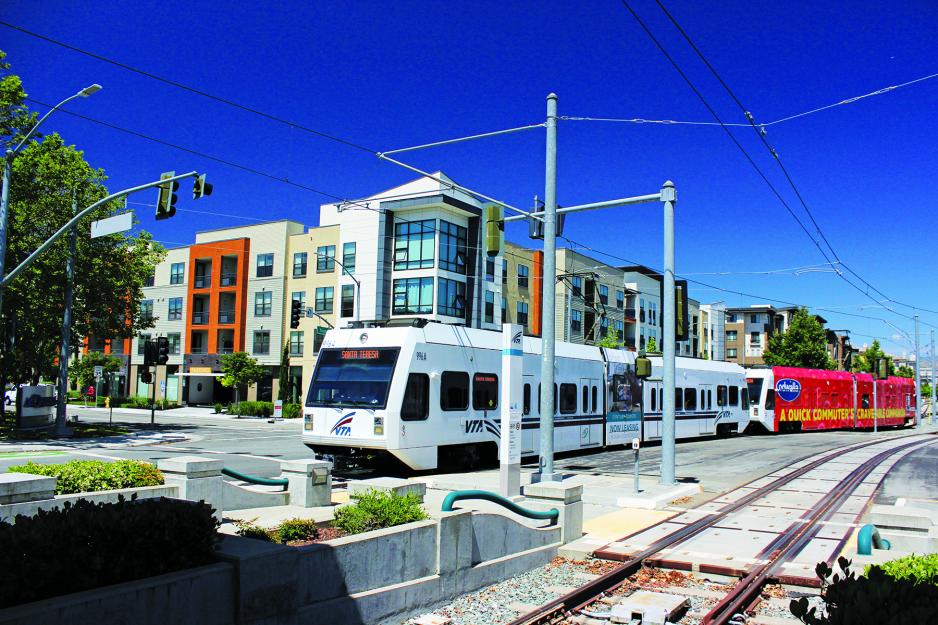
472;373;498;411
592;386;598;413
700;389;705;410
523;383;531;415
659;388;663;409
717;385;727;406
440;371;469;411
401;373;429;421
708;389;712;410
684;387;697;411
583;386;589;414
554;384;558;415
538;384;541;413
675;388;683;411
741;388;750;409
765;389;775;410
729;386;739;406
861;394;870;409
650;386;657;412
560;384;577;414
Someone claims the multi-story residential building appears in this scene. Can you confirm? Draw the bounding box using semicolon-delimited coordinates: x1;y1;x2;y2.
503;241;542;335
700;302;726;361
724;305;775;365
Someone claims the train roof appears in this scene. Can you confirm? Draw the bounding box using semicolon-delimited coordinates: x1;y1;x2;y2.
651;355;746;374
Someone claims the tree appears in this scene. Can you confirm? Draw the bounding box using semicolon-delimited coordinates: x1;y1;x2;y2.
277;345;291;401
0;50;164;392
762;307;834;370
852;340;896;376
219;352;267;415
646;336;657;353
68;351;121;392
596;327;624;349
896;364;914;379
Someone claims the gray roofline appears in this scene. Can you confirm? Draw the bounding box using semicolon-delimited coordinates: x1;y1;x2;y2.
195;218;306;236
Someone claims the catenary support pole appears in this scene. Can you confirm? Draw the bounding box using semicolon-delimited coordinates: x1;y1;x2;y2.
54;197;78;436
931;329;936;425
914;315;921;427
537;93;558;482
873;374;878;433
661;181;677;486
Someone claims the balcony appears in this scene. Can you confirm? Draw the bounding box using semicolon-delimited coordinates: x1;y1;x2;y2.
220;273;237;287
189;345;208;355
218;309;236;324
624;308;637;322
192;311;209;325
194;275;212;289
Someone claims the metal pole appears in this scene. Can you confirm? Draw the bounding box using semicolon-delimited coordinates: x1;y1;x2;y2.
931;329;936;425
633;444;640;494
873;375;878;433
914;315;921;427
54;198;78;435
537;93;558;482
150;363;156;426
0;157;10;318
661;181;677;486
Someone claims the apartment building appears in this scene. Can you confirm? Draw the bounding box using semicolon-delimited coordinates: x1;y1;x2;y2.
700;302;726;361
502;241;542;335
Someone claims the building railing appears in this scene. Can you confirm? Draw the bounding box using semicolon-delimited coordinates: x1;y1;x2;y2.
192;311;209;325
218;310;236;324
194;275;211;289
220;273;237;287
190;346;208;354
218;346;235;354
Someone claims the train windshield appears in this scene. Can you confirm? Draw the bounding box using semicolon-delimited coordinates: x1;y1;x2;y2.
306;348;400;409
746;378;764;405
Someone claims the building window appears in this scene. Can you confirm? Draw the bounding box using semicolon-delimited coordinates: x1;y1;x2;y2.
502;259;508;285
292;291;306;309
614;319;624;333
254;291;272;316
167;333;181;355
140;299;153;322
393;277;433;315
485;291;494;324
616;290;624;309
137;334;151;355
517;302;529;327
472;373;498;411
727;313;737;323
313;327;328;353
600;315;609;333
485;258;495;282
439;220;468;274
599;285;609;305
394;220;435;270
144;273;154;287
315;287;334;313
571;276;582;296
341;285;354;318
342;242;356;275
502;297;507;324
750;313;759;323
252;331;270;355
571;309;582;333
170;262;185;285
727;348;738;358
256;253;273;277
437;278;466;318
293;252;308;277
750;331;761;346
727;330;737;341
289;331;304;356
517;264;529;289
440;371;469;411
316;245;335;272
167;297;183;321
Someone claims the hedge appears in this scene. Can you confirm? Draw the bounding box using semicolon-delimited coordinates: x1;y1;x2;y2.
333;489;428;535
0;497;218;608
8;459;164;495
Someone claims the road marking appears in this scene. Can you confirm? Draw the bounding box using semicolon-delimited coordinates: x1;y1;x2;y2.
0;450;67;459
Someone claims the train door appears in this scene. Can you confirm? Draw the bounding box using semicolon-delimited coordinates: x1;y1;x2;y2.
698;384;715;435
579;377;600;447
522;375;536;454
644;381;661;440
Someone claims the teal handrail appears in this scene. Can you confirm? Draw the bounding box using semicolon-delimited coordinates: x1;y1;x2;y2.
857;524;891;555
222;467;289;491
442;489;559;524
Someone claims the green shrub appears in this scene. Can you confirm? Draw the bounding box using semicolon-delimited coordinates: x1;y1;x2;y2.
867;553;938;586
234;519;273;542
791;557;938;624
231;401;274;416
8;459;164;495
214;402;225;414
0;497;218;608
333;489;428;535
281;403;301;419
275;518;319;543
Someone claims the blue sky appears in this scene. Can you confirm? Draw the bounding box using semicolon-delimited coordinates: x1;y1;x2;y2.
4;0;937;356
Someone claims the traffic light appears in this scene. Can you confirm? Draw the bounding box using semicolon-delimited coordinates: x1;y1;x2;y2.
193;174;213;200
485;204;503;256
143;339;157;366
141;370;152;384
155;171;179;220
290;298;302;329
157;336;169;365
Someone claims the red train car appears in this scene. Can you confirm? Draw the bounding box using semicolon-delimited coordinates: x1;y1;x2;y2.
745;366;915;433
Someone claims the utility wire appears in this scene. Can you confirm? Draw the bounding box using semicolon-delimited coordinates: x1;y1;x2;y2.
1;21;378;155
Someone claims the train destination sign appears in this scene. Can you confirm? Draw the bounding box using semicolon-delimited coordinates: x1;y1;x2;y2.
340;350;381;360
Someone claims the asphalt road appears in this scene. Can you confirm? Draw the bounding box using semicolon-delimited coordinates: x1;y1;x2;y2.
2;407;935;502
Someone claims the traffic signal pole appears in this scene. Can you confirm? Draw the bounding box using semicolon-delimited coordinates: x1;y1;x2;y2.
914;315;921;427
54;196;78;436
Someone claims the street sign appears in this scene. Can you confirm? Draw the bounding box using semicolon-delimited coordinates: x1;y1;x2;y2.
274;399;283;419
93;365;103;380
160;380;166;394
90;211;134;239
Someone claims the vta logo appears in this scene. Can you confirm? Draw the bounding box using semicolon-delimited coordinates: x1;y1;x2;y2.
512;331;522;344
330;413;354;436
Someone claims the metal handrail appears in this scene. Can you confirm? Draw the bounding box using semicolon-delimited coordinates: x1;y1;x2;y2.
442;489;559;524
221;467;288;490
857;523;891;555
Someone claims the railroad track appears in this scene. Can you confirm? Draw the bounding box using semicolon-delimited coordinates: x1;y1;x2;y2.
508;433;935;625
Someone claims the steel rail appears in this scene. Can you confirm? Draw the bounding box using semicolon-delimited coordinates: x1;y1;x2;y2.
507;434;928;625
700;437;931;625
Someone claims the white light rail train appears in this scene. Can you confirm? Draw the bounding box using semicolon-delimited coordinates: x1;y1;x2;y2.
302;322;751;471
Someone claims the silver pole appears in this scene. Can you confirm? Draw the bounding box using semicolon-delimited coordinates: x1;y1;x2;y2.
661;181;677;486
914;315;921;427
538;93;558;482
55;197;78;435
873;374;878;433
931;329;936;424
0;157;10;318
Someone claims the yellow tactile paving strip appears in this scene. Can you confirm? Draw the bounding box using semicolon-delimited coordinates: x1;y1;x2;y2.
583;507;676;543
